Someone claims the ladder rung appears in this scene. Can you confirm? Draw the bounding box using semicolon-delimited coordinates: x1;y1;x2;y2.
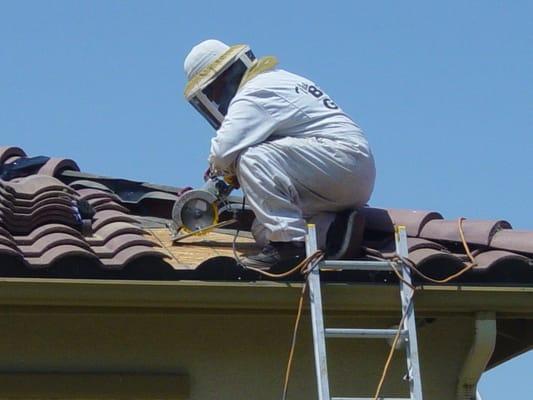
332;397;411;400
321;260;395;271
325;328;407;339
306;225;423;400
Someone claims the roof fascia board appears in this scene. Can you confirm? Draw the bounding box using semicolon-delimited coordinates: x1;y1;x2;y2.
0;278;531;316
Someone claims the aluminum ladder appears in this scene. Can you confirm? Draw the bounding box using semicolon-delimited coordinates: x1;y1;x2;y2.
305;224;423;400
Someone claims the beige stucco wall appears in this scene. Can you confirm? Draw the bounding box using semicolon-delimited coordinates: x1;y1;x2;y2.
0;307;476;399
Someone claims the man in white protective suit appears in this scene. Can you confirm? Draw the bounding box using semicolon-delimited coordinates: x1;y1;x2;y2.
183;39;376;270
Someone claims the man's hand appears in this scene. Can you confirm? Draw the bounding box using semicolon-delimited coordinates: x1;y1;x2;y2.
204;165;239;188
224;175;240;189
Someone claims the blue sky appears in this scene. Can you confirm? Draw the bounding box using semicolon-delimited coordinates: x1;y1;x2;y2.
1;1;531;397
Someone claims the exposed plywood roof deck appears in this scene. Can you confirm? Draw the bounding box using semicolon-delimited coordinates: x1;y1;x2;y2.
147;228;260;269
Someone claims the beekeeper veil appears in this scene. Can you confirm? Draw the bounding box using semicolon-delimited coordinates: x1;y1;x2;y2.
184;40;257;129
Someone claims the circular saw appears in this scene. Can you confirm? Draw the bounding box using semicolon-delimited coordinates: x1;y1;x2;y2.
171;177;236;241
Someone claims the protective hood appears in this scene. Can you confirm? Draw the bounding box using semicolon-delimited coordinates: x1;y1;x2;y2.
184;39;229;82
184;43;257;129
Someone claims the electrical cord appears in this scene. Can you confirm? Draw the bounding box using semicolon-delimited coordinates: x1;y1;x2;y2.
230;204;324;398
230;215;477;399
390;217;478;285
228;197;325;399
396;254;477;284
366;218;479;397
387;258;417;291
231;197;325;279
281;275;309;400
241;251;324;279
373;305;410;400
364;217;478;285
458;217;477;265
280;251;324;400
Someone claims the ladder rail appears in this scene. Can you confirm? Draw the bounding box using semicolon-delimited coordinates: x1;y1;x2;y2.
306;224;424;400
307;224;331;400
395;226;423;400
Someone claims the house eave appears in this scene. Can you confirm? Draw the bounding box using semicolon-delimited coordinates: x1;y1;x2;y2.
0;278;531;317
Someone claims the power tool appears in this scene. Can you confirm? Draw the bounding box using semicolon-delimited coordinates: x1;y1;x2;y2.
170;176;237;241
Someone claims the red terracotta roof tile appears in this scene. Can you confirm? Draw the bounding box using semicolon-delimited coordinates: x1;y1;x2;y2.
25;244;99;269
77;188;119;201
473;250;531;271
12;223;83;245
38;157;80;177
360;208;443;236
0;144;531;284
18;232;91;257
100;245;169;268
92;210;139;230
69;179;115;193
407;248;465;276
406;238;448;252
1;175;77;198
0;235;17;250
86;196;130;213
0;150;171;275
0;187;72;207
0;146;26;165
92;234;156;257
490;230;533;255
0;243;24;259
419;219;512;246
90;221;145;244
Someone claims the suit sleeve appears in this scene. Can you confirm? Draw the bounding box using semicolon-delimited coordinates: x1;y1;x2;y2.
208;95;280;174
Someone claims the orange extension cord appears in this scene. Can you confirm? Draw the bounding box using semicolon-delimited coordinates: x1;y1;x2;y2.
173;215;478;399
279;217;478;400
372;217;478;399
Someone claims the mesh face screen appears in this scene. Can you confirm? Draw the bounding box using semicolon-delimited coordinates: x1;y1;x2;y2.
245;49;256;61
190;97;221;129
189;53;253;130
202;59;247;116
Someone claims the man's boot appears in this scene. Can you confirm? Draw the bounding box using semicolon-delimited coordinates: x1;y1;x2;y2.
241;241;306;271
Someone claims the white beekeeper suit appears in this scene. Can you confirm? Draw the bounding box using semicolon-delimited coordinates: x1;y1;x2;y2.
184;40;375;266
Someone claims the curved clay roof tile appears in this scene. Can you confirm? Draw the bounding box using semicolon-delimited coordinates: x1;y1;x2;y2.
489;230;533;256
100;245;168;269
361;208;443;236
407;248;466;280
38;158;80;177
26;244;100;269
13;223;83;245
419;219;512;246
0;146;26;165
18;232;92;257
3;175;76;198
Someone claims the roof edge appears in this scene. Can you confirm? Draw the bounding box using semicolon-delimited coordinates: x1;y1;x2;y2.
0;278;531;316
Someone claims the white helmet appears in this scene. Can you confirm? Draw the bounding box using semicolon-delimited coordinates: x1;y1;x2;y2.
184;39;257;129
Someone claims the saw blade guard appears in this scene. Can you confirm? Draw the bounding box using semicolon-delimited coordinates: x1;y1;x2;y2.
172;189;219;233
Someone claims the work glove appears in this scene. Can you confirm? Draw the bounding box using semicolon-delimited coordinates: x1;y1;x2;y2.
204;163;239;188
224;174;240;189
